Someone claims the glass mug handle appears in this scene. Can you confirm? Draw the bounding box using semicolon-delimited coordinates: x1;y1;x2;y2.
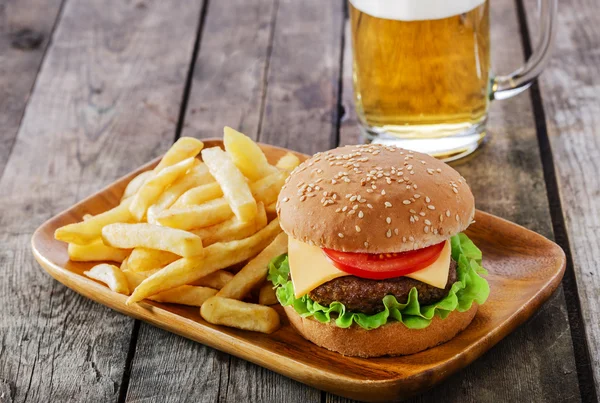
491;0;558;100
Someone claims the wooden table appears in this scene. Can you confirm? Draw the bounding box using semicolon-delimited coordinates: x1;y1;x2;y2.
1;1;597;402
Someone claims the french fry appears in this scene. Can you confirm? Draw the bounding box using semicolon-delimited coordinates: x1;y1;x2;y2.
120;256;129;272
150;286;217;306
201;296;280;334
84;264;130;295
250;171;287;205
68;240;131;262
172;182;223;208
122;170;153;201
190;202;267;246
127;247;179;272
146;163;214;223
156;198;233;230
55;198;133;245
217;232;288;299
173;174;282;209
223;126;277;181
102;223;203;257
153;137;203;173
201;147;257;222
127;218;282;304
129;157;197;221
265;202;278;221
123;268;214;306
275;152;301;172
258;283;278;305
192;270;234;289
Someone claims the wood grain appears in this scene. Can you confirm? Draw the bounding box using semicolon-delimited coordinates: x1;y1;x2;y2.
181;0;276;140
338;0;580;401
0;0;204;401
258;0;345;154
0;0;63;175
32;141;567;402
524;0;600;396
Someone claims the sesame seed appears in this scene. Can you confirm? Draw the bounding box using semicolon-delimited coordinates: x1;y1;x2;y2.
385;202;393;208
331;179;337;184
424;219;431;225
381;190;386;195
428;205;435;210
353;205;359;210
282;197;289;202
425;196;431;203
452;188;459;194
350;195;357;202
367;204;373;209
358;211;364;219
410;216;415;223
419;212;426;217
394;228;399;235
456;214;460;222
409;209;416;214
348;209;356;215
446;210;451;217
402;200;411;205
366;189;374;193
439;214;444;222
300;195;306;201
424;226;430;233
409;236;415;242
414;194;421;199
355;225;361;232
402;236;407;242
342;206;348;212
338;233;344;238
386;229;392;238
364;241;369;248
433;229;439;234
335;208;341;213
386;217;391;224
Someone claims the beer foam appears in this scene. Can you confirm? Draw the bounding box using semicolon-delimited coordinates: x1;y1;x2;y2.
349;0;485;21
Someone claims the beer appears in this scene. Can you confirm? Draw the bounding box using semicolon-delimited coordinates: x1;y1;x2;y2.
350;0;491;159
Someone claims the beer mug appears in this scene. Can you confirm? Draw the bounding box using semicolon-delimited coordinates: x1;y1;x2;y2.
350;0;557;161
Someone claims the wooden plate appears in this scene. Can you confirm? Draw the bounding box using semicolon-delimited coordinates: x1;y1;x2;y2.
31;140;566;402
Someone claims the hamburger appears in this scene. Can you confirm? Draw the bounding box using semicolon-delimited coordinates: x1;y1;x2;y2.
268;144;489;357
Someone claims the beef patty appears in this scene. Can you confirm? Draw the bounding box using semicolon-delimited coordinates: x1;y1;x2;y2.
308;259;458;314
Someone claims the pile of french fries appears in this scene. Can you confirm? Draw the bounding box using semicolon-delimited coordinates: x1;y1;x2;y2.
54;127;300;334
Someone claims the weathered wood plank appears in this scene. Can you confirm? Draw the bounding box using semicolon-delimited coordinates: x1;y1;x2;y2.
180;0;275;139
524;0;600;397
336;0;580;401
258;0;345;154
0;0;63;175
126;0;343;402
0;0;204;401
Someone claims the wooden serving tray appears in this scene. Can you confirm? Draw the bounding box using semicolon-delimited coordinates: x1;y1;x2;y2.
31;140;566;402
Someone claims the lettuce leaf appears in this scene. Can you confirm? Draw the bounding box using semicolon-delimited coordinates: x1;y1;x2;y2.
267;233;489;330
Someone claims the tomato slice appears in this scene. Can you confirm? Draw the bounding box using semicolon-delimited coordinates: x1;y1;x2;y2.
322;241;446;280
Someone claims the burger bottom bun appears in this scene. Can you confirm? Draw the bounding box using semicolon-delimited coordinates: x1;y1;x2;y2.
284;304;478;358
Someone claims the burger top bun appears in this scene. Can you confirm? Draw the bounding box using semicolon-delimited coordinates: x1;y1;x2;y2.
277;144;475;253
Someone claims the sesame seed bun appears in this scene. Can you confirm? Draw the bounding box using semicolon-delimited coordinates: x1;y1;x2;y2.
284;303;478;357
276;144;475;253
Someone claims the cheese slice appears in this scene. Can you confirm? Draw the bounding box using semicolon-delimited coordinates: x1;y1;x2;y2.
287;238;451;298
404;240;451;289
288;238;350;298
